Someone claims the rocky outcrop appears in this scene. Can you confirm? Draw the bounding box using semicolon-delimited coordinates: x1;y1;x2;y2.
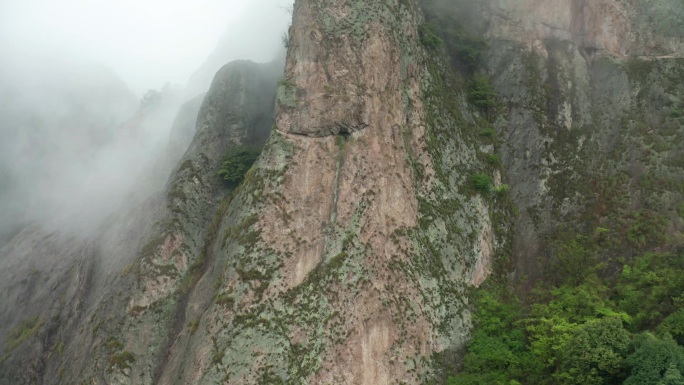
147;0;500;383
0;200;159;385
21;0;497;383
1;0;503;381
274;0;394;136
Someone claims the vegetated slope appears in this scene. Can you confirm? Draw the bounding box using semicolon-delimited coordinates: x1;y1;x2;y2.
421;0;684;383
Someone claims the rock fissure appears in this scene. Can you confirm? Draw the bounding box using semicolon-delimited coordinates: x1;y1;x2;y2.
329;141;346;225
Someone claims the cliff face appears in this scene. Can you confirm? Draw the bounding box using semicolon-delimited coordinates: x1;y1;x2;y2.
456;0;684;285
1;0;682;384
146;0;496;382
483;0;683;57
179;0;497;382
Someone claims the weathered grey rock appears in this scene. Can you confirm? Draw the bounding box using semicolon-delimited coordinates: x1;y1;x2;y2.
462;0;684;285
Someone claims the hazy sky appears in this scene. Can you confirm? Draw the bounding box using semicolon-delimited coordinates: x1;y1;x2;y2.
0;0;292;94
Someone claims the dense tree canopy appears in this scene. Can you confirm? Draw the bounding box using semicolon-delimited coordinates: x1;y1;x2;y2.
449;247;684;385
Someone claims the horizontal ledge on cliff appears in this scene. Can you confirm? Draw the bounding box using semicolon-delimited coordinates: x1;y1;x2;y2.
276;123;369;138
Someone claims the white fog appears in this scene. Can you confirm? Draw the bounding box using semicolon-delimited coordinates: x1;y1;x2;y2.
0;0;292;242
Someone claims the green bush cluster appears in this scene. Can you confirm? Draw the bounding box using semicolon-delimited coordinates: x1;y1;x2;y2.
419;24;444;49
479;127;497;139
470;173;493;194
107;351;135;372
469;76;496;111
6;317;44;352
469;173;509;197
485;154;501;166
217;146;262;185
449;248;684;385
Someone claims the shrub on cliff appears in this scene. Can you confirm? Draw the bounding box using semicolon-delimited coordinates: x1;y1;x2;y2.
217;146;262;185
469;76;496;111
419;24;443;49
470;173;493;194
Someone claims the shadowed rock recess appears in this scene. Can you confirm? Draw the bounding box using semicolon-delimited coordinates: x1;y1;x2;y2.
1;0;683;384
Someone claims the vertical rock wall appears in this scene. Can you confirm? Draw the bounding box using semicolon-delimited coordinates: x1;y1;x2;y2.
455;0;684;286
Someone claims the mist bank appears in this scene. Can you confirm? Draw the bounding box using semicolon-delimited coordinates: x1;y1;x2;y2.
184;1;290;97
1;0;292;95
0;0;293;244
0;52;190;243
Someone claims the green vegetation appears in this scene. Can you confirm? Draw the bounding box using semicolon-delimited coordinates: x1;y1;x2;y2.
277;79;298;108
625;335;684;385
615;252;684;331
188;319;200;335
104;338;124;351
494;184;510;197
217;146;262;185
469;76;496;111
178;192;236;295
335;133;350;150
107;351;135;372
214;293;235;307
470;173;493;194
485;154;501;166
5;317;44;352
167;187;187;203
449;247;684;385
419;24;444;49
211;337;225;364
479;127;497;139
659;310;684;346
625;59;653;83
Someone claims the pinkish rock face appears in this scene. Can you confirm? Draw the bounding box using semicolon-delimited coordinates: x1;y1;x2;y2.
275;0;404;137
486;0;683;58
